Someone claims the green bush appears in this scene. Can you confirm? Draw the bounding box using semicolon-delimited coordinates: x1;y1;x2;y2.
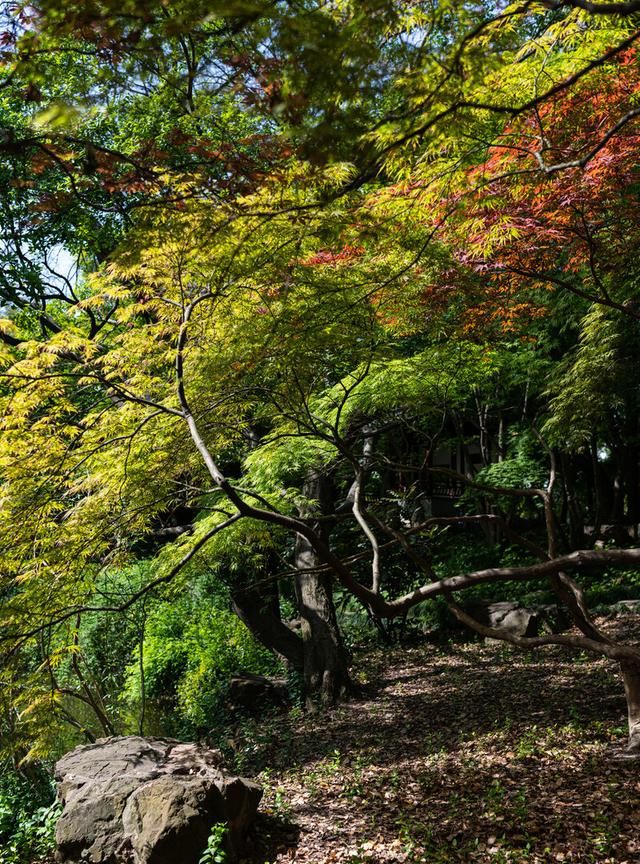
581;567;640;608
0;764;59;864
125;594;280;736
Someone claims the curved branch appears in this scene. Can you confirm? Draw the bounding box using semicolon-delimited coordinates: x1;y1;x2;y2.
446;597;639;662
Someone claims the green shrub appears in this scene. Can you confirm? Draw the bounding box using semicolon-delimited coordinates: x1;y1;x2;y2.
0;764;59;864
581;567;640;608
125;594;280;736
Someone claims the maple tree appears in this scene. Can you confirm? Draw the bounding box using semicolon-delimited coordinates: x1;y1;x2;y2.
3;0;640;783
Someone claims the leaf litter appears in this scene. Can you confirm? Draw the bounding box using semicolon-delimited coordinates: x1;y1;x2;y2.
234;618;640;864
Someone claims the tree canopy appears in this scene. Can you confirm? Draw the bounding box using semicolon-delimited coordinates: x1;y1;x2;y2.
2;0;640;776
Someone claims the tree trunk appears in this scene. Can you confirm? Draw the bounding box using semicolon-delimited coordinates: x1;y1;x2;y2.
231;575;304;672
624;444;640;535
621;660;640;753
590;438;605;533
561;453;585;549
612;445;625;526
497;413;506;463
295;533;351;706
295;473;351;707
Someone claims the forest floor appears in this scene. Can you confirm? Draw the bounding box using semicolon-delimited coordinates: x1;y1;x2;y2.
230;618;640;864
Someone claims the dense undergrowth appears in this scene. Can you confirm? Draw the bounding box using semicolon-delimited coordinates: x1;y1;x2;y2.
0;766;59;864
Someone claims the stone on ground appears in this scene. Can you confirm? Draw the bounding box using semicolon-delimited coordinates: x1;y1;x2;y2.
54;735;262;864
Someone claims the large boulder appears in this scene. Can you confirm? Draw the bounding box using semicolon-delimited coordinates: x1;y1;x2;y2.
55;736;262;864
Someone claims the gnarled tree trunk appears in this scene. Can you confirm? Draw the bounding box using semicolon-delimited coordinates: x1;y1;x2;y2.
231;573;304;672
295;473;351;706
295;534;351;706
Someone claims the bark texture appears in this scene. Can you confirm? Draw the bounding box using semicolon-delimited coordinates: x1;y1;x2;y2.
231;575;304;672
295;474;351;706
621;660;640;753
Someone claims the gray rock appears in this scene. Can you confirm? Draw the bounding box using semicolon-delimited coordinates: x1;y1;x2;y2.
609;599;640;616
55;736;262;864
462;601;569;639
466;601;539;637
228;673;290;713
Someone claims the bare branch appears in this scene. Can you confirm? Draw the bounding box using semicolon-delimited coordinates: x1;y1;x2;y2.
446;597;639;662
